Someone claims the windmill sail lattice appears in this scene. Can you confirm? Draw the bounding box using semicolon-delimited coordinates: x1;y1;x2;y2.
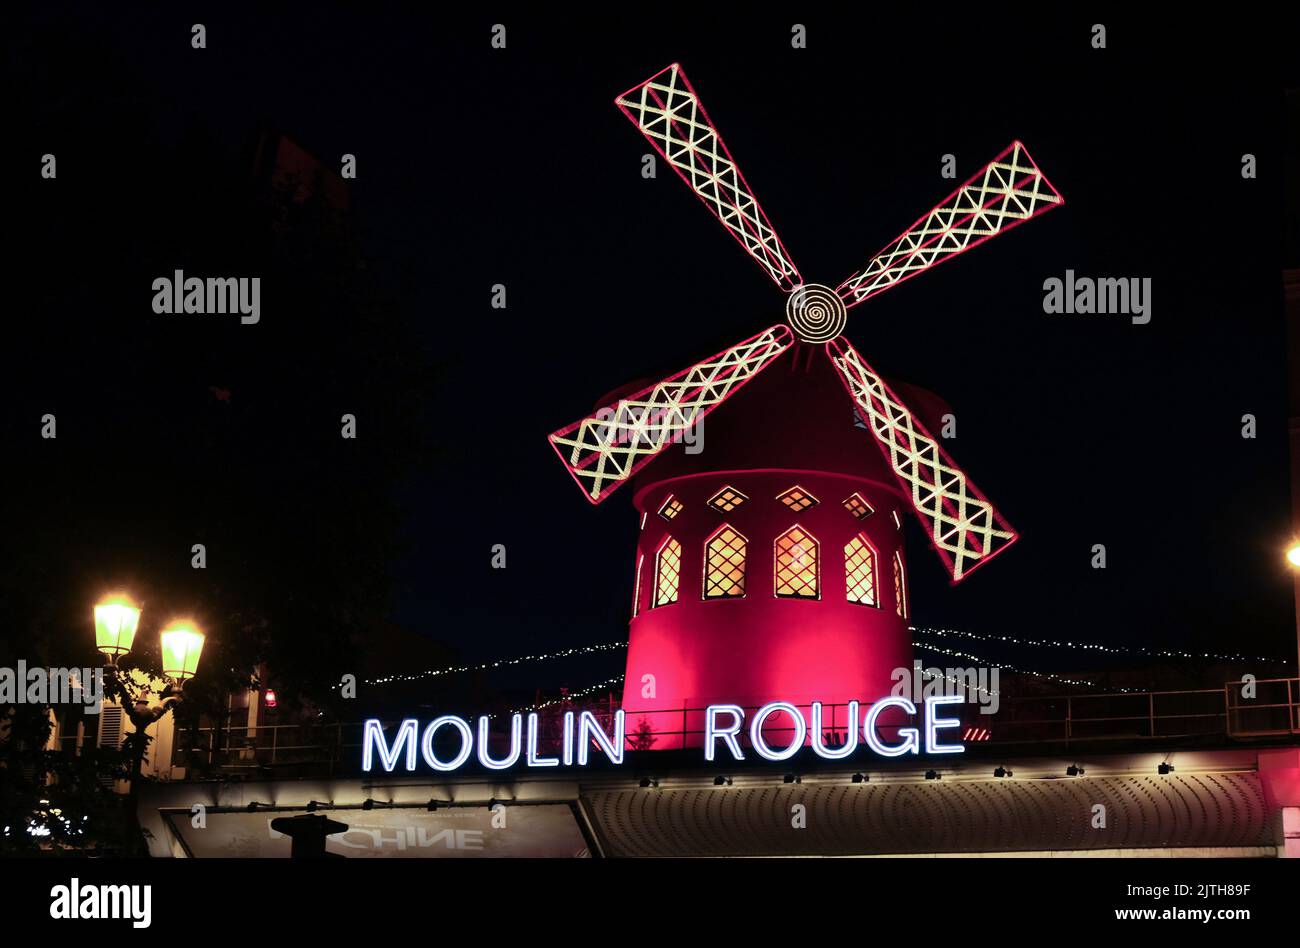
550;63;1063;582
836;141;1063;308
616;64;803;292
550;326;794;503
826;337;1017;580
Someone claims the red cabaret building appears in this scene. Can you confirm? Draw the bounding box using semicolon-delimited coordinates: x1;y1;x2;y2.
617;345;924;749
125;67;1300;859
130;348;1300;858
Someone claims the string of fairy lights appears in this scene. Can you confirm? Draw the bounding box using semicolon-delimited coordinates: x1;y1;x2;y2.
350;641;627;689
909;625;1288;666
357;621;1281;705
911;639;1132;692
915;667;998;698
509;675;627;715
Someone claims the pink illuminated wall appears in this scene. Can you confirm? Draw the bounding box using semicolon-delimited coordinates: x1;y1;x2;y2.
616;346;937;750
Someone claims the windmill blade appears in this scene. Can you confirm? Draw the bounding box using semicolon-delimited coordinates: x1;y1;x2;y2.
836;141;1063;308
551;325;795;503
825;338;1017;582
616;63;803;293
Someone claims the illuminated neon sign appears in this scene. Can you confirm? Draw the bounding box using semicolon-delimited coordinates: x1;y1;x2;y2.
362;697;964;773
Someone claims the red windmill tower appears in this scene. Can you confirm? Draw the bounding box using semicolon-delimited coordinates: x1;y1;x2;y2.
549;64;1063;749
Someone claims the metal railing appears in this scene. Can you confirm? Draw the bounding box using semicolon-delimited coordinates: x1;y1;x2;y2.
170;721;367;777
166;678;1300;777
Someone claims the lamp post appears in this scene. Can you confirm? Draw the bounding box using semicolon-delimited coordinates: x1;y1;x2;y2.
93;595;205;853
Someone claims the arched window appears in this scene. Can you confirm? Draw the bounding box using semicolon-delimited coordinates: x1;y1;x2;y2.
844;534;878;606
775;526;819;599
654;538;681;607
704;525;747;599
893;549;908;618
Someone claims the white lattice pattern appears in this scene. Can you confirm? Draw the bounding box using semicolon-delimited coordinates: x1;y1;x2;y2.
836;142;1063;307
617;64;802;291
550;326;794;501
827;339;1016;581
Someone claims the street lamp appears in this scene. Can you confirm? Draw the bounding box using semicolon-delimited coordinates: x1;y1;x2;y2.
93;596;206;696
92;595;206;853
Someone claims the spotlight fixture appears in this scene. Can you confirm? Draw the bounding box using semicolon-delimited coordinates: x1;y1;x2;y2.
362;799;375;811
1066;765;1084;777
782;774;801;785
246;802;260;812
713;775;732;786
487;798;498;810
427;800;439;812
306;801;320;813
925;770;940;781
851;773;867;784
638;777;658;789
1158;762;1175;775
993;767;1012;778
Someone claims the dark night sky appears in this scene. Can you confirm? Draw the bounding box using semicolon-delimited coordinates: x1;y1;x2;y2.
10;8;1300;696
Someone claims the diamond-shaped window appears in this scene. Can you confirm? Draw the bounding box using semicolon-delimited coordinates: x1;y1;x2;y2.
707;486;749;513
777;486;819;512
657;496;684;521
841;492;874;520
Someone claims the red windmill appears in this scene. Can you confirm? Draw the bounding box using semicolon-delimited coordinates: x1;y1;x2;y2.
549;64;1063;748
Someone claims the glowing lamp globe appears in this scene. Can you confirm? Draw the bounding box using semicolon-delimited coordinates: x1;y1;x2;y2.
1287;543;1300;568
94;597;141;659
160;624;205;683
